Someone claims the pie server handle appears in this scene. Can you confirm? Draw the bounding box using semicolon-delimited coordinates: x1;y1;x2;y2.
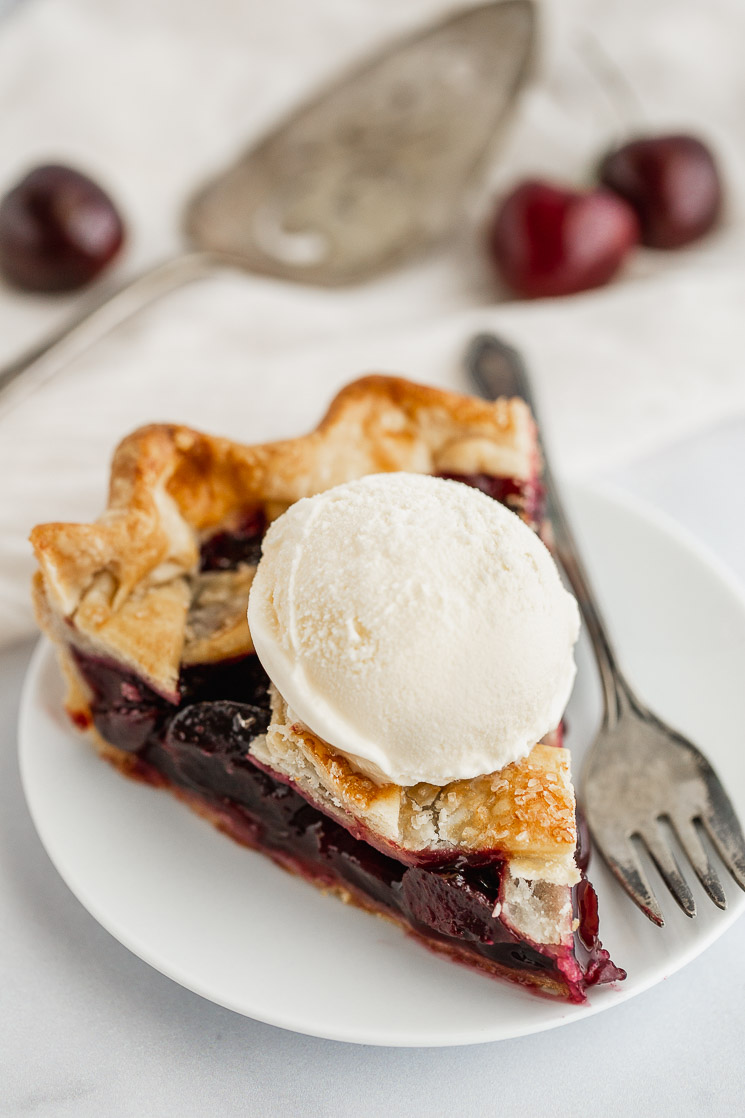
465;333;627;713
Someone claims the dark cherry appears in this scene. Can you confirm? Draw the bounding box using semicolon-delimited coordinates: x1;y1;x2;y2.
487;180;639;299
439;471;545;528
0;163;125;292
166;700;270;758
401;866;503;944
71;649;173;753
162;700;271;802
199;508;267;572
72;650;271;754
180;654;271;711
574;807;592;874
599;134;722;249
574;876;626;984
575;878;600;950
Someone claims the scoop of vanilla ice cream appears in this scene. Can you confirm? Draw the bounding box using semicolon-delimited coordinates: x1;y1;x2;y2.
248;473;580;786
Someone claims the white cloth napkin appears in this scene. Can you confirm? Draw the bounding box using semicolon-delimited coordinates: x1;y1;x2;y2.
2;0;745;648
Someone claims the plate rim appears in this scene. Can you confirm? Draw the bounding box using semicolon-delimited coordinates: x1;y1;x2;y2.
18;479;745;1046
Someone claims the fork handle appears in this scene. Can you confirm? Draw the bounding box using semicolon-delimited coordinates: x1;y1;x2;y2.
548;486;628;722
466;333;629;723
0;250;223;420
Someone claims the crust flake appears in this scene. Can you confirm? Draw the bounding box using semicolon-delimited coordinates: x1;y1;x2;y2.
256;688;579;884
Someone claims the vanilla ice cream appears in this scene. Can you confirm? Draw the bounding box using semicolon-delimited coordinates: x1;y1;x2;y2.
247;473;580;786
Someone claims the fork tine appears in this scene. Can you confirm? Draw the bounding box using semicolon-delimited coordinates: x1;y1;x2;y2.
700;791;745;891
668;815;727;910
597;833;665;926
637;827;696;918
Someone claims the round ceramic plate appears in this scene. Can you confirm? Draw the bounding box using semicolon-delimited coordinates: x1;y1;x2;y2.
19;482;745;1046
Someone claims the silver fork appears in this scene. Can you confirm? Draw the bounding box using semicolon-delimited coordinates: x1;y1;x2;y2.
467;333;745;925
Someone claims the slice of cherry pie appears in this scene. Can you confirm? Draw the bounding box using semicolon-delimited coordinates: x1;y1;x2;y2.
30;375;624;1003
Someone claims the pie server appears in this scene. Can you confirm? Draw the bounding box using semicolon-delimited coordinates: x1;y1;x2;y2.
0;1;535;413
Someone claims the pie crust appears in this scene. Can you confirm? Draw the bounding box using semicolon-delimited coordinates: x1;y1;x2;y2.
30;374;622;1002
31;375;537;695
254;688;579;884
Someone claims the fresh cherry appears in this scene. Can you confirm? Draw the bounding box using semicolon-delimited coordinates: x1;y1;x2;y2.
0;163;125;292
598;134;722;249
487;180;639;299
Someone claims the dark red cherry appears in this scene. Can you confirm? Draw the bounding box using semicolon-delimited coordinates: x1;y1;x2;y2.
598;135;722;249
199;508;267;572
487;180;639;299
0;163;125;292
575;878;600;950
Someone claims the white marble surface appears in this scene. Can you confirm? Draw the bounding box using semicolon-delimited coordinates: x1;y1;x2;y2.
3;418;745;1118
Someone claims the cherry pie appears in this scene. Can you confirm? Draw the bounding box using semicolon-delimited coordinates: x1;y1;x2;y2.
31;376;624;1003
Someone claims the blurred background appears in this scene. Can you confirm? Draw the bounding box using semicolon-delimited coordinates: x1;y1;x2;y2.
0;0;743;647
1;0;742;635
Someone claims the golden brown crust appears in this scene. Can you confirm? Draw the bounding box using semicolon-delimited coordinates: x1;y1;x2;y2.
440;747;577;872
30;375;536;694
30;374;584;994
31;374;570;876
255;688;578;884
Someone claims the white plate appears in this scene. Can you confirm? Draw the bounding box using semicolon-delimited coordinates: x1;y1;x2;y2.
19;482;745;1046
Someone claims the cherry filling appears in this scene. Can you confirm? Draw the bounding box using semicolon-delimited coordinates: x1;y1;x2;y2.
140;693;588;995
71;650;270;753
199;508;267;571
71;645;623;1001
438;472;545;528
66;469;623;1001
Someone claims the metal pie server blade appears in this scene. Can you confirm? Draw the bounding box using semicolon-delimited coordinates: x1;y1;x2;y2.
186;1;536;286
0;5;535;412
